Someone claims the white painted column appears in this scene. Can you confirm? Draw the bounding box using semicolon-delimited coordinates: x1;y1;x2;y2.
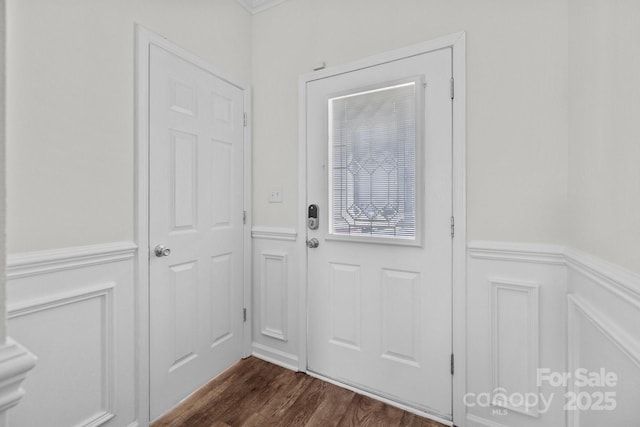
0;2;37;425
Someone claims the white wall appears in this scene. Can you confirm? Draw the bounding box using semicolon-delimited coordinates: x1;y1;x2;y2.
6;0;252;253
0;0;5;344
4;2;253;425
568;0;640;275
252;0;569;244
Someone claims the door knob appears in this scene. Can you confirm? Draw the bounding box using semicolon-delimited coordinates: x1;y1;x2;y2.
306;238;319;249
154;244;171;257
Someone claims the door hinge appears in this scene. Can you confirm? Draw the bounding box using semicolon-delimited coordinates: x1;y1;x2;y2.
243;112;248;127
243;308;247;322
450;77;455;99
451;353;454;375
450;216;455;238
243;210;247;225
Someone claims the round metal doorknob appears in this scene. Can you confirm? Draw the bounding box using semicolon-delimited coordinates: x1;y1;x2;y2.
154;245;171;257
306;238;319;249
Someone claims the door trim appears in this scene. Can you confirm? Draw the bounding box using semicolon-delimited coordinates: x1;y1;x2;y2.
134;24;252;425
297;32;466;425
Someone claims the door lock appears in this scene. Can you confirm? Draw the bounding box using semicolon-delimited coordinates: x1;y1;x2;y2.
154;244;171;257
308;204;319;230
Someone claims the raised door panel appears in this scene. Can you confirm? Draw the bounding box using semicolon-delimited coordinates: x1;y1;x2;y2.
170;131;198;232
211;140;232;228
381;269;421;367
169;262;199;371
210;253;233;347
329;263;362;351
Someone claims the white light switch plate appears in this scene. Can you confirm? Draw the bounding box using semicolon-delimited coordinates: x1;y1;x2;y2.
268;186;283;203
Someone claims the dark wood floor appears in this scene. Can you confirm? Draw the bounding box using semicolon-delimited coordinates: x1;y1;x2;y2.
152;357;447;427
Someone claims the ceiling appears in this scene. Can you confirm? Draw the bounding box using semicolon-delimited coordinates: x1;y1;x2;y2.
236;0;287;14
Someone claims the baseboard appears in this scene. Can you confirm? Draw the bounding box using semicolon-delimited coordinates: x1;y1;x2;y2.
251;343;299;371
465;413;511;427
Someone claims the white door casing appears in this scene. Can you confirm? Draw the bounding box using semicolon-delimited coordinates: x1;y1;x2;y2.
306;47;453;420
147;43;246;420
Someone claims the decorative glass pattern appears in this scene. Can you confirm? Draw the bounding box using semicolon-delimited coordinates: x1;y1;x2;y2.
329;82;417;239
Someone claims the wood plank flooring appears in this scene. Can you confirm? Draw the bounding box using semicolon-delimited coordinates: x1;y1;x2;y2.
152;357;447;427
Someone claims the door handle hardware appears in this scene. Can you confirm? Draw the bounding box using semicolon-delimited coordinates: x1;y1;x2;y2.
306;238;319;249
154;245;171;257
308;204;319;230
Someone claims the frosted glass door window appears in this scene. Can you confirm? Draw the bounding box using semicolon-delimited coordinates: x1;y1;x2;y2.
329;82;418;239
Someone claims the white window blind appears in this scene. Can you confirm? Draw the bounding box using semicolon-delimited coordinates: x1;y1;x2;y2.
328;82;417;240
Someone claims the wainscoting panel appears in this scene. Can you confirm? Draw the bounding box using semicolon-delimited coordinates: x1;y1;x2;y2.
251;228;299;370
259;251;288;341
566;249;640;427
6;242;137;427
566;296;640;427
490;279;539;417
466;242;567;427
465;243;640;427
10;283;115;426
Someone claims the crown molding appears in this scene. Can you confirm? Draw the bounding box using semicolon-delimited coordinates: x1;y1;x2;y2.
236;0;287;14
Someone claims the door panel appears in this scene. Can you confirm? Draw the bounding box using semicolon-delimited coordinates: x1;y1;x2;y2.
306;48;453;419
381;268;420;366
149;45;244;421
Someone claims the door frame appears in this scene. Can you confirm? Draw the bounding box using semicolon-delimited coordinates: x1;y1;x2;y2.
297;32;466;425
134;24;253;425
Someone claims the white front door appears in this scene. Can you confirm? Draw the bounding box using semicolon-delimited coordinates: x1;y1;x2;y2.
148;44;245;420
306;48;453;419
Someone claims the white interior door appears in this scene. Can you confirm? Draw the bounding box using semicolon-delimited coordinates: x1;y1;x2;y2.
306;48;453;420
149;44;245;420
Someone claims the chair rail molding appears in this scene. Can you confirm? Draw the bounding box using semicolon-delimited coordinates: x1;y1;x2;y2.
7;241;137;280
565;247;640;308
467;241;566;265
251;226;297;241
0;338;37;421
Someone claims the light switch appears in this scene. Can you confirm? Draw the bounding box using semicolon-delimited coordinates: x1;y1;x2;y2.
268;186;283;203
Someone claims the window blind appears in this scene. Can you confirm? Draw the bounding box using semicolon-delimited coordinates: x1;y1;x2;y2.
328;82;417;239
